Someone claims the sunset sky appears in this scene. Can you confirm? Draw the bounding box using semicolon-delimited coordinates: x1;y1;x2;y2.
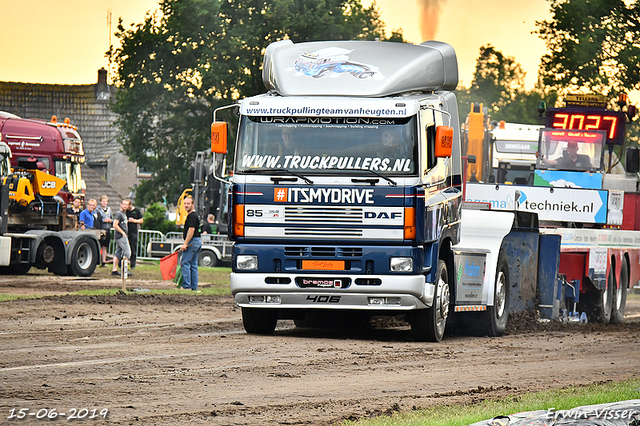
0;0;551;89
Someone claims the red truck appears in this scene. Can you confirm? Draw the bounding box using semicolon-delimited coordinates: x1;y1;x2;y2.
0;111;100;276
0;111;85;205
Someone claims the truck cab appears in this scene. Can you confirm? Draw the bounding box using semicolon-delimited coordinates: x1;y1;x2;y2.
0;112;86;205
212;40;536;342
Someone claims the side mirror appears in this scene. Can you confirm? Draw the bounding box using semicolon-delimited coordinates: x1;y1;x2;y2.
626;146;639;174
435;125;453;158
211;122;228;154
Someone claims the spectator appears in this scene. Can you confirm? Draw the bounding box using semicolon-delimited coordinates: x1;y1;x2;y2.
67;197;82;217
201;214;217;234
79;199;98;229
179;195;202;292
111;199;132;277
96;195;113;267
126;201;144;269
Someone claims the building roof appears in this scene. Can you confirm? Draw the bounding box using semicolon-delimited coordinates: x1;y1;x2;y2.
0;69;121;165
81;164;123;211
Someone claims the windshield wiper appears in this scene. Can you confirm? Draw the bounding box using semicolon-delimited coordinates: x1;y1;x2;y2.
244;168;314;185
352;169;397;186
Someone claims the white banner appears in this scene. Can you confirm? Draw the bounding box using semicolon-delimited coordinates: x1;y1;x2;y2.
466;183;608;224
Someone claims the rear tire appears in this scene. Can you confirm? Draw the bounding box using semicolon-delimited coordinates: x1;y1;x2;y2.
482;253;510;336
411;259;450;342
68;236;99;277
585;268;614;324
242;307;278;334
610;260;628;324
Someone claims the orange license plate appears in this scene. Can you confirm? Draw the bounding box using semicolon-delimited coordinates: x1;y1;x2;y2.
301;260;345;271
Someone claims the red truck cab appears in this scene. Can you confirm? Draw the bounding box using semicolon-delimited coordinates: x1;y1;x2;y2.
0;111;85;204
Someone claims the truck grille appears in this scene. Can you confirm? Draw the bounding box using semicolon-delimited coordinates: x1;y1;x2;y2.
284;227;363;237
284;206;363;224
284;246;363;258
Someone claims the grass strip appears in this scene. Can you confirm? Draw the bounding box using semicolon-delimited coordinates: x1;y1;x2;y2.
343;379;640;426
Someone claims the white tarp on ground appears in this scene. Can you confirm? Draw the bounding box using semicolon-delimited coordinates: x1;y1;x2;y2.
467;400;640;426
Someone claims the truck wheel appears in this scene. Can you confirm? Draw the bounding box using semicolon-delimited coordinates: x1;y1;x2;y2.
610;259;628;324
482;254;510;336
68;236;99;277
411;259;449;342
585;268;614;324
242;307;278;334
0;264;31;275
198;250;218;267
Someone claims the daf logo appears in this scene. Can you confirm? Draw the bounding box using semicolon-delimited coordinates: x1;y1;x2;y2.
364;212;401;219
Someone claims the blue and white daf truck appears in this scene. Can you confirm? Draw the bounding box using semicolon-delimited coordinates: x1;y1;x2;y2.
210;40;550;341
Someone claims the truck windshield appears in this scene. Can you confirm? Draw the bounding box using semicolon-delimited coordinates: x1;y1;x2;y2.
235;116;417;175
55;160;83;193
536;129;605;172
0;155;10;176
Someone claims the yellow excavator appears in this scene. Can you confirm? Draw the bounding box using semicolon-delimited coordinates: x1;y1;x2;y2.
3;151;66;211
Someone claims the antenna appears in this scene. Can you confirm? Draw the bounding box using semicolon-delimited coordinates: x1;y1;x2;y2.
107;10;112;81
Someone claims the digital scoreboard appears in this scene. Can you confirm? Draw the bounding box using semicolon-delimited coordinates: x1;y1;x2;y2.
546;108;626;145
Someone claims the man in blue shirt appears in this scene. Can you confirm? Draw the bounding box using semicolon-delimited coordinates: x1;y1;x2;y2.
79;199;98;229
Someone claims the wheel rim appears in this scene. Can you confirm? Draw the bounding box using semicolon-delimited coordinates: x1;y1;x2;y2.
436;274;450;336
76;242;93;270
201;254;214;267
495;271;507;318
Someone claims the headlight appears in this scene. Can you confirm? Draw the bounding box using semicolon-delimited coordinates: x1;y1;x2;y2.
390;257;413;272
236;255;258;270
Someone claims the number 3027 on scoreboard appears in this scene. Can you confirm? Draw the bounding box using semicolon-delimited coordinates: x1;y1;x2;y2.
546;108;626;145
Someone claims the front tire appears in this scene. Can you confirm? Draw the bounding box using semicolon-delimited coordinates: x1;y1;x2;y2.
242;307;278;334
0;264;31;275
68;236;99;277
198;250;218;267
411;259;450;342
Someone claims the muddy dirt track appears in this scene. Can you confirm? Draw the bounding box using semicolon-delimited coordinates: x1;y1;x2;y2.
0;275;639;425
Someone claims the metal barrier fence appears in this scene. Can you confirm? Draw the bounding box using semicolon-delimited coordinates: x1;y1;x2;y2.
107;229;166;261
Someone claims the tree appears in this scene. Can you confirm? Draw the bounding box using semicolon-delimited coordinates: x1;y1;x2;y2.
536;0;640;95
458;45;558;126
469;45;526;112
110;0;401;206
536;0;640;167
142;202;178;234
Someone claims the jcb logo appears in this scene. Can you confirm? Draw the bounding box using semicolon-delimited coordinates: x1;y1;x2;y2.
306;295;341;303
41;181;57;189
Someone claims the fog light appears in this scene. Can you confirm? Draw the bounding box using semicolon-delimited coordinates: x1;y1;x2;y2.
390;257;413;272
237;255;258;270
248;295;281;304
367;297;402;306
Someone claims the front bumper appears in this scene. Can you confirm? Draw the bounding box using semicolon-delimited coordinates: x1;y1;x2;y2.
231;272;434;310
